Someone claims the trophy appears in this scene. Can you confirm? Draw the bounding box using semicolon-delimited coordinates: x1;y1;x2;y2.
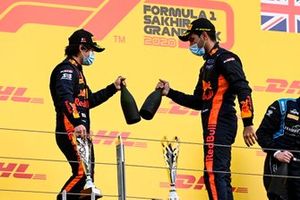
75;137;102;199
161;136;180;200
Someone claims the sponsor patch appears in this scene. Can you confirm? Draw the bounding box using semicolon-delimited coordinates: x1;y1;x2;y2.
205;64;214;69
223;57;235;63
206;59;215;64
60;69;73;73
266;109;273;117
61;73;72;80
290;109;299;116
287;113;299;121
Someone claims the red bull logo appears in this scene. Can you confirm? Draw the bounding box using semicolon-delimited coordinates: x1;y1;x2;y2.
240;96;253;118
202;80;214;100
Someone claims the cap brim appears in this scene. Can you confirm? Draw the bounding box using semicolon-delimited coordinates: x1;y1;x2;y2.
93;46;105;52
92;43;105;52
178;30;191;42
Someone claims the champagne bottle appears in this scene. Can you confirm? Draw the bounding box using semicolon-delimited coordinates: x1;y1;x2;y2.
120;84;141;124
140;88;162;120
268;162;288;197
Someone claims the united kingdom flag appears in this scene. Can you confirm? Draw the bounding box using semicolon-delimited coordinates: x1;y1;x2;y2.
261;0;300;33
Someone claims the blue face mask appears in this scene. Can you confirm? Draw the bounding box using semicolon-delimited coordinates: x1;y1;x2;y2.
82;51;95;65
189;42;205;56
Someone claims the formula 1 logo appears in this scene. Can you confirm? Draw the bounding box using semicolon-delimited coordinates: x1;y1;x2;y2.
0;86;43;104
0;0;140;40
143;0;234;49
0;0;233;48
0;162;47;180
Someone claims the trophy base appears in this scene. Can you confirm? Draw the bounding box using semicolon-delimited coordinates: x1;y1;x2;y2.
168;190;179;200
79;187;102;200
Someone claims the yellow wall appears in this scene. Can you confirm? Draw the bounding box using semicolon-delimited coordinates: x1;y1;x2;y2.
1;0;300;199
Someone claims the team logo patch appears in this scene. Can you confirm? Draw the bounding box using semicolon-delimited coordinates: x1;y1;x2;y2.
240;97;253;118
202;80;214;100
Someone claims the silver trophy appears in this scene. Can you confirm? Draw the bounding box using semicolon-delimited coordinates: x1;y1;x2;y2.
161;136;180;200
75;137;102;199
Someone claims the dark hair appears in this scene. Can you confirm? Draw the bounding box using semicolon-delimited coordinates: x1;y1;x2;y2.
65;44;80;57
194;31;217;42
207;31;217;42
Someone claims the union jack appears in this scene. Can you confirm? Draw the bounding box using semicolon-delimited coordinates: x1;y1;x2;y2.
261;0;300;33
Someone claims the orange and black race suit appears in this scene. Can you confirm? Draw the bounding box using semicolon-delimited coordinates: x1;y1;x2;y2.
167;44;254;200
50;58;117;200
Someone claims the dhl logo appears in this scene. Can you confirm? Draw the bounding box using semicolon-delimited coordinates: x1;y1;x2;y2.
0;0;233;48
92;130;147;148
158;101;247;118
256;150;266;157
0;162;47;180
254;78;300;94
158;100;200;116
160;174;248;193
0;86;43;104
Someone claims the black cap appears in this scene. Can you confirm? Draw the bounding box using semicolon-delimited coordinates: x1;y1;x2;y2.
178;18;215;41
68;29;105;52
